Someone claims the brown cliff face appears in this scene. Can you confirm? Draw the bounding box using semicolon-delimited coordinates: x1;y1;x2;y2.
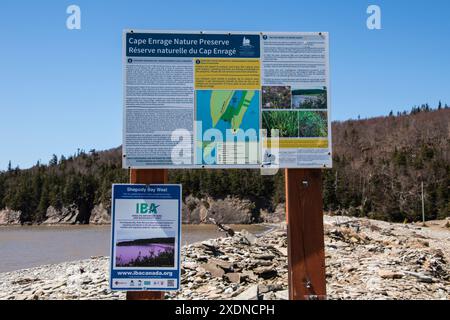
182;196;255;224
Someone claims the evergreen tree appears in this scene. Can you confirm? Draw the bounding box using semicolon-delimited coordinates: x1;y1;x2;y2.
49;154;58;166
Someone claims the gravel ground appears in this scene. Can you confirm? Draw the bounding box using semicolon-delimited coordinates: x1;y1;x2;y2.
0;216;448;300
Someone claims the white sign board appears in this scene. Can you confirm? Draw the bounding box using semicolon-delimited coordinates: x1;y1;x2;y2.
110;184;181;291
123;30;332;169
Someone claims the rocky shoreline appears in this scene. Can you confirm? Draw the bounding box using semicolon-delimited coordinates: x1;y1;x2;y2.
0;204;111;226
0;216;448;300
0;196;285;226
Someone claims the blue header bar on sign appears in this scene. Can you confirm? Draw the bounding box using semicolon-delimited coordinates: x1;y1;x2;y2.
126;33;260;58
113;184;181;200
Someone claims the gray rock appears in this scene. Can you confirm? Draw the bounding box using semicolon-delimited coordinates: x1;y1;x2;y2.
275;246;287;256
240;230;257;245
254;267;278;279
183;261;197;270
224;287;234;295
224;273;241;284
0;208;21;225
234;285;258;300
42;205;79;225
201;240;218;251
182;196;254;224
274;290;289;300
378;270;403;279
207;197;254;224
258;283;284;294
1;214;449;301
89;203;111;224
242;270;258;282
200;263;225;278
253;254;276;261
209;258;233;271
251;260;272;267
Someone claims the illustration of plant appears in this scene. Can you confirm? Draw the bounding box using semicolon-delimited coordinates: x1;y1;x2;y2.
262;111;299;138
298;111;328;137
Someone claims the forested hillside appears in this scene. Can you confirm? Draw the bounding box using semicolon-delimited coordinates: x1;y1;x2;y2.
0;105;448;224
325;106;449;221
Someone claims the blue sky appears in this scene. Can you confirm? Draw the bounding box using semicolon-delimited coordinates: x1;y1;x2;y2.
0;0;449;169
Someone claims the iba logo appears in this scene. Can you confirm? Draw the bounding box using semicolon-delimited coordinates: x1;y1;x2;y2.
136;203;160;214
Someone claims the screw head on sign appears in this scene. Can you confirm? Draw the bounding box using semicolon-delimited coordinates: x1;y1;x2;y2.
302;180;309;188
305;279;312;289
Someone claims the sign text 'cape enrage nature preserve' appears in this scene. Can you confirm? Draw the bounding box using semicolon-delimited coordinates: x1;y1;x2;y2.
123;30;331;169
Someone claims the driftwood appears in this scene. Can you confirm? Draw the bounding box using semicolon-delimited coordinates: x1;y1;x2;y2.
402;271;435;283
333;219;360;227
202;217;235;237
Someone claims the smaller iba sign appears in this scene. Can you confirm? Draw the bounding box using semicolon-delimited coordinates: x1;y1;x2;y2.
109;184;181;291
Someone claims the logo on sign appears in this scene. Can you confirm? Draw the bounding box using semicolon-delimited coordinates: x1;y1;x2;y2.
136;203;160;214
239;36;255;57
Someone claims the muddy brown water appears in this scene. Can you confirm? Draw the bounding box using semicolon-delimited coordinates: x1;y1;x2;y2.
0;224;271;273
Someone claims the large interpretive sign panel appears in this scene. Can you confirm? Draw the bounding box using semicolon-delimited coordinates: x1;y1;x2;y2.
123;30;332;169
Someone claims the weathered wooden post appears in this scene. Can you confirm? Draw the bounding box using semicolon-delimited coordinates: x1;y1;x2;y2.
285;169;326;300
126;168;168;300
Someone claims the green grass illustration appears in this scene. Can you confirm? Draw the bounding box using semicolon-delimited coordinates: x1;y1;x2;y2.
262;111;299;138
298;111;328;137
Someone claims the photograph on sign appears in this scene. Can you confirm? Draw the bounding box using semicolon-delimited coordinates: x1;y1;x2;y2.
122;30;332;169
110;184;181;291
260;33;331;168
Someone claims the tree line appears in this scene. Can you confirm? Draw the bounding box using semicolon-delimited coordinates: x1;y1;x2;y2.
0;104;448;224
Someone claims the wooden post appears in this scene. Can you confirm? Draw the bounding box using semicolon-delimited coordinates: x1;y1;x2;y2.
126;168;168;300
285;169;326;300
